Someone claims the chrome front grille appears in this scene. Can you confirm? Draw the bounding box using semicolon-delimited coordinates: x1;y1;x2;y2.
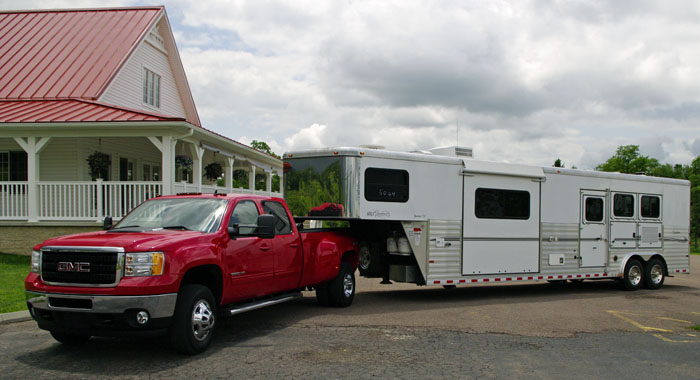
40;247;124;287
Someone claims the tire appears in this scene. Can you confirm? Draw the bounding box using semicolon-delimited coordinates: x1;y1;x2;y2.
547;280;567;285
315;284;331;306
327;262;355;307
50;330;90;345
357;242;372;275
169;284;217;355
622;258;644;291
643;258;665;290
569;279;584;284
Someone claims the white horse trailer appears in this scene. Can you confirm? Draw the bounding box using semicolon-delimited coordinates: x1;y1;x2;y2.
283;147;690;291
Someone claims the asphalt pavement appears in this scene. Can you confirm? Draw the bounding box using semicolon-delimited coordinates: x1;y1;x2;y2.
1;256;699;379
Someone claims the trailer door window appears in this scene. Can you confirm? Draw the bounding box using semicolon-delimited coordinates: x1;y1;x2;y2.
365;168;409;202
585;197;604;222
475;188;530;219
613;193;634;218
640;195;660;219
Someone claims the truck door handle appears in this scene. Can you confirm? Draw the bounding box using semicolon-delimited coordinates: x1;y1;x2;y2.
260;243;271;251
289;243;299;248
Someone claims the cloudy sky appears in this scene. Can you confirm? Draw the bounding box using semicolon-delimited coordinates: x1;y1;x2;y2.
3;0;700;168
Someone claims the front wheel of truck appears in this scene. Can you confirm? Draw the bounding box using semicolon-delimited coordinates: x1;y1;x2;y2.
50;330;90;345
170;284;217;355
328;262;355;307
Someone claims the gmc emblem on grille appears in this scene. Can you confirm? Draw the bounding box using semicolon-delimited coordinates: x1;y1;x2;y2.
57;262;91;273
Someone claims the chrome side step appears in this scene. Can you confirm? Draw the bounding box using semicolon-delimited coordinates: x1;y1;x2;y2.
228;292;303;316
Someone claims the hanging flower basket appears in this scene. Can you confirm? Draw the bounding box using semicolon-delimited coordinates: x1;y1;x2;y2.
175;155;193;172
87;151;111;180
204;162;223;181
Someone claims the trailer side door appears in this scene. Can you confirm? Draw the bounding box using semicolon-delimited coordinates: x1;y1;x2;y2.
462;174;540;275
579;191;608;267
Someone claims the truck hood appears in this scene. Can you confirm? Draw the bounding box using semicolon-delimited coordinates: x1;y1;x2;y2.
36;230;208;252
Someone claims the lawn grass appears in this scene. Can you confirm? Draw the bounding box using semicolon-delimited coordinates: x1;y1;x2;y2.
0;253;30;313
691;246;700;255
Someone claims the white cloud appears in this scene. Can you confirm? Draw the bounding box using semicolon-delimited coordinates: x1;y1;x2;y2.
3;0;700;167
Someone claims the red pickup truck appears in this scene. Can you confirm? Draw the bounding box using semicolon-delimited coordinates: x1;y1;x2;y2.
25;194;358;354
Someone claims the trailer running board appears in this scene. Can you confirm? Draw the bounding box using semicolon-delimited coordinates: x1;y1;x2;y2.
227;292;303;316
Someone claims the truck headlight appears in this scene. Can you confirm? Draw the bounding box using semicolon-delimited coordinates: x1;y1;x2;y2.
125;252;164;276
31;250;41;273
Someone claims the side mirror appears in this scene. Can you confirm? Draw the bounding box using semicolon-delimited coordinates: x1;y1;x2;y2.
103;216;113;230
227;225;240;239
256;214;275;239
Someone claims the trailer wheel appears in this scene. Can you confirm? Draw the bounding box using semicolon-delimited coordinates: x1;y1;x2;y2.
328;262;355;307
169;284;217;355
358;242;372;275
50;330;90;345
357;241;385;277
643;259;665;290
622;258;644;291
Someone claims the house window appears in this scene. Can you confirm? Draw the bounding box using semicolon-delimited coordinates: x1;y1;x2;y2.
0;151;28;181
475;188;530;220
142;68;161;108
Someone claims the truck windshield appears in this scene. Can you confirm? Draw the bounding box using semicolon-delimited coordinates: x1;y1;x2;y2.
284;157;343;216
114;198;228;233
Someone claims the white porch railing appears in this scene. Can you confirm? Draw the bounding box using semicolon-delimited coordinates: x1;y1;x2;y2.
173;181;282;197
0;182;28;220
38;181;162;221
0;181;282;222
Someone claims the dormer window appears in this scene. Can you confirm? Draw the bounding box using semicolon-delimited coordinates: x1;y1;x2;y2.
143;68;160;108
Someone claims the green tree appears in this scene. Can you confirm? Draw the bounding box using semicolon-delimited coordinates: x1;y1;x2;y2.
554;158;564;168
595;145;660;174
251;140;280;159
690;156;700;249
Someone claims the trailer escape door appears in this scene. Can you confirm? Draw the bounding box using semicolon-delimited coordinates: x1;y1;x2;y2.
462;174;540;275
579;191;608;267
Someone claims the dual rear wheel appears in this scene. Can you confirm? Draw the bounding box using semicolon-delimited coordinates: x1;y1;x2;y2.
622;258;665;291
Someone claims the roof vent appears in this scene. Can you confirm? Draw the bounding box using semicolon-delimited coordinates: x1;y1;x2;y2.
427;146;473;158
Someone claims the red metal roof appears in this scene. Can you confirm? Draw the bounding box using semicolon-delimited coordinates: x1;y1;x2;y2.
0;100;185;123
0;7;162;100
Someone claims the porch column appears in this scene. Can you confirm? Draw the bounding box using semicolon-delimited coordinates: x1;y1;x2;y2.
189;144;205;192
148;135;176;195
225;157;234;191
13;137;51;222
265;169;272;193
276;169;283;195
248;164;256;191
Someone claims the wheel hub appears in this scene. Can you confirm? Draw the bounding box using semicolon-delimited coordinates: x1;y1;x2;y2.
192;300;215;341
628;265;642;286
650;264;663;285
343;273;354;298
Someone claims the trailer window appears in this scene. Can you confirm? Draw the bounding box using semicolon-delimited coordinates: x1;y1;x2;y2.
640;195;660;219
475;188;530;220
365;168;409;202
262;201;292;234
585;197;604;222
613;194;634;218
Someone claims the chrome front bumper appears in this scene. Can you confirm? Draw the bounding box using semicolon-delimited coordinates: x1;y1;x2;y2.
26;291;178;319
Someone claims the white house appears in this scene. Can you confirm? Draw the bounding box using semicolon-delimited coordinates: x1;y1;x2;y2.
0;6;282;253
